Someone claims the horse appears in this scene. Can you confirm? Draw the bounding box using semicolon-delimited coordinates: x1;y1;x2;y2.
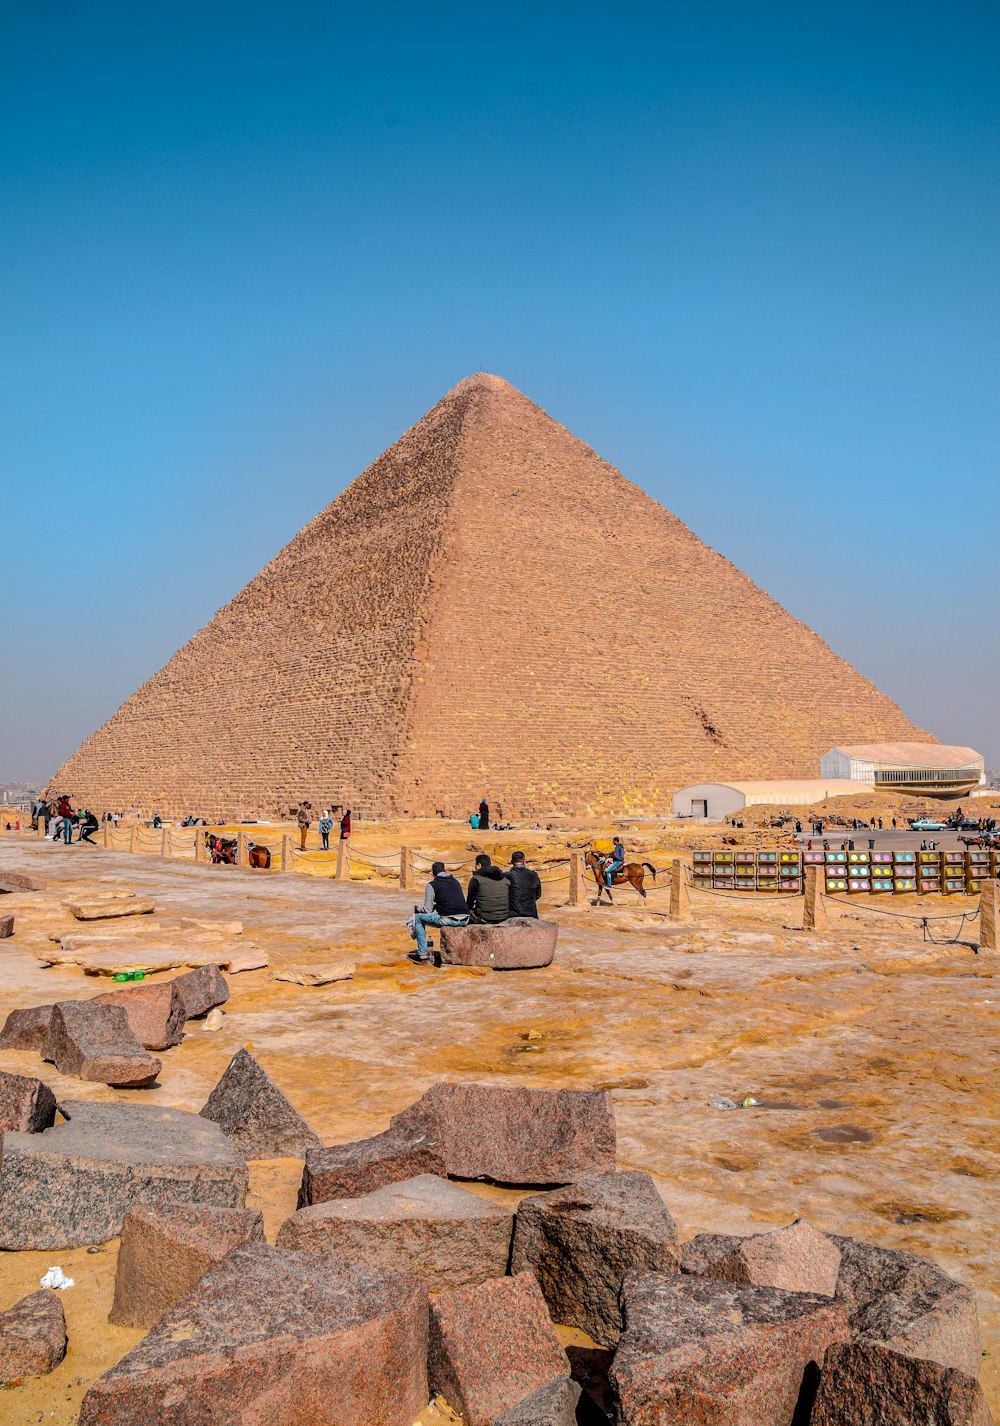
248;843;271;869
205;834;271;868
959;835;995;850
584;849;658;903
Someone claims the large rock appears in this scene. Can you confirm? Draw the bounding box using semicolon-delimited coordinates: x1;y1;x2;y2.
169;964;229;1018
390;1081;616;1185
512;1170;679;1345
92;980;187;1050
79;1244;428;1426
610;1271;851;1426
0;1290;67;1386
43;1000;161;1087
811;1342;993;1425
297;1123;446;1206
0;1100;248;1249
199;1048;321;1158
703;1219;841;1298
110;1202;266;1328
65;896;155;919
0;913;13;938
277;1172;514;1290
0;869;45;892
494;1378;583;1426
831;1234;982;1377
678;1231;744;1276
429;1272;572;1426
439;918;559;969
0;1002;54;1052
0;1069;57;1133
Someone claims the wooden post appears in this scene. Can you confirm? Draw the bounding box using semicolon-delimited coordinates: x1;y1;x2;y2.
38;820;47;840
280;835;293;873
980;879;998;954
400;847;415;892
102;820;110;849
128;825;136;854
160;828;168;858
569;852;585;906
803;865;828;930
336;840;348;881
237;831;249;868
195;830;205;863
668;859;691;921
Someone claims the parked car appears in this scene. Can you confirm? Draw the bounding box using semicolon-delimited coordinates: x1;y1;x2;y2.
949;817;979;830
909;818;947;831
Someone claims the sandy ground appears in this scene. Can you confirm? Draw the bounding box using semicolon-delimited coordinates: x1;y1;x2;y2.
0;829;998;1423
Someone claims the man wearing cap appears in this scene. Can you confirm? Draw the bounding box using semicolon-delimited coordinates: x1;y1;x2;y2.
407;860;471;965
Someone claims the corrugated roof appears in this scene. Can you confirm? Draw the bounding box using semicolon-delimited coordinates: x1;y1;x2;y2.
829;743;982;768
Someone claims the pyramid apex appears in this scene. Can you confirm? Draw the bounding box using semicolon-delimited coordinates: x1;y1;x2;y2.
444;371;521;398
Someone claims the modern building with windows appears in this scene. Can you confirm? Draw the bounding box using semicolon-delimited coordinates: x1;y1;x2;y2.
819;743;984;798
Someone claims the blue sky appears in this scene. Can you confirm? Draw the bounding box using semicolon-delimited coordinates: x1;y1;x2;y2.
2;1;997;780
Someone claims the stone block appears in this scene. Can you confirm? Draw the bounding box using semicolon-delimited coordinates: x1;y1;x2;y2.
702;1219;841;1298
429;1271;572;1426
110;1202;266;1328
43;1000;161;1087
439;918;558;969
0;1100;248;1249
297;1123;446;1206
65;896;155;920
832;1234;982;1377
91;980;187;1050
610;1271;851;1426
390;1080;616;1186
0;1003;53;1052
0;913;13;938
169;963;229;1018
271;961;355;985
494;1378;583;1426
678;1231;744;1276
199;1048;321;1158
0;869;45;892
811;1342;993;1425
0;1069;57;1133
511;1169;679;1345
0;1290;67;1386
79;1244;428;1426
277;1173;514;1290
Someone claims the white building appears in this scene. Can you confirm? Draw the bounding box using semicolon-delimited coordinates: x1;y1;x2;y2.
819;743;984;799
671;780;869;821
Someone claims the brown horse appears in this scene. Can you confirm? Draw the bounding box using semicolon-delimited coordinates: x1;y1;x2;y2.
584;849;658;903
204;835;271;868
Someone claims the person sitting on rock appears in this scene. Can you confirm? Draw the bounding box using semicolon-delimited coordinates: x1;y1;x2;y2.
506;851;542;918
467;853;510;924
407;860;471;964
603;837;625;888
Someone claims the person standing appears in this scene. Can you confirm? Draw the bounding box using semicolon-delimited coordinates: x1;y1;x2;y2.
478;798;490;833
340;808;352;841
318;810;333;851
506;851;542;918
406;860;471;964
296;806;310;851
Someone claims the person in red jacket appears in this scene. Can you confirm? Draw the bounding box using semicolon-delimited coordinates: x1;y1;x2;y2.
339;808;351;840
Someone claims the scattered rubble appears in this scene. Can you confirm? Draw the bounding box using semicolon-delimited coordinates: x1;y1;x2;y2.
0;1068;57;1133
42;1000;162;1086
169;963;229;1018
298;1122;446;1205
199;1048;322;1158
92;979;188;1050
271;961;355;985
0;1290;67;1386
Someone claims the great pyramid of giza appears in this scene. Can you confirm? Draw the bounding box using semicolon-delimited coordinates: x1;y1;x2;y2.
51;374;932;817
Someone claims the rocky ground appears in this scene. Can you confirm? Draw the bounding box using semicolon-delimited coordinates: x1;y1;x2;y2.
0;829;997;1423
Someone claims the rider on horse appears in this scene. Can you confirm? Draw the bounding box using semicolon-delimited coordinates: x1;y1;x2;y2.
603;837;625;888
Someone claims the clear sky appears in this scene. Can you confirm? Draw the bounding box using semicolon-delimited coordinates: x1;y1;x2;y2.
2;1;997;781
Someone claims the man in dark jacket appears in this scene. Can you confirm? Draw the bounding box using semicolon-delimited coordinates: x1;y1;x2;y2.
408;860;471;964
467;853;510;923
506;851;541;918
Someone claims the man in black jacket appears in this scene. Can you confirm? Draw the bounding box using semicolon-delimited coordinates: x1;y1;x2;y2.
407;860;471;964
506;851;541;918
467;853;510;924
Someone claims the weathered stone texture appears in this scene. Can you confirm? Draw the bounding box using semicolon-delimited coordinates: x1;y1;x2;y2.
0;913;13;938
0;1069;57;1133
811;1342;993;1426
199;1048;321;1158
0;1100;248;1249
512;1170;679;1345
110;1203;266;1328
169;964;230;1018
277;1173;514;1289
79;1245;429;1426
91;980;187;1050
702;1219;841;1298
390;1080;616;1185
42;1000;161;1087
0;1290;67;1386
439;918;558;968
493;1378;583;1426
297;1123;446;1206
0;1003;54;1052
428;1272;572;1426
46;374;929;819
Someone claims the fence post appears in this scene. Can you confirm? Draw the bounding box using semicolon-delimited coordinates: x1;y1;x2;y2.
280;835;293;873
668;859;691;921
128;825;136;854
38;820;47;840
980;879;998;954
569;852;585;906
160;829;168;858
803;865;828;930
336;841;349;880
195;831;206;863
237;831;249;868
400;846;415;892
102;821;110;849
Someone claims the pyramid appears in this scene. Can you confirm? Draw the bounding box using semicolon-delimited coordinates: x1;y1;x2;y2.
51;374;931;817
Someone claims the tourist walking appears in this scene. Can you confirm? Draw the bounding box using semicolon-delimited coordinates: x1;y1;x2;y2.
506;851;541;918
467;853;510;923
318;810;333;851
406;861;471;965
296;806;310;851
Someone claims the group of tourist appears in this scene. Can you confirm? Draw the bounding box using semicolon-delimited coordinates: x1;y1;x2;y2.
30;796;99;845
297;805;351;851
405;851;542;964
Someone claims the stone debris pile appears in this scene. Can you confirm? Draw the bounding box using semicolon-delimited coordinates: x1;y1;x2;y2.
0;1076;990;1424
